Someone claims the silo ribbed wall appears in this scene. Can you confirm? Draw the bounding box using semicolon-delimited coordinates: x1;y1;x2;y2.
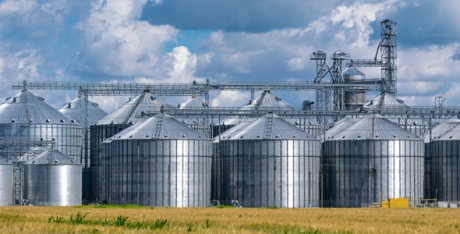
88;123;130;203
104;139;212;207
0;123;82;161
431;140;460;201
0;164;13;206
221;139;321;208
323;140;424;207
23;164;82;206
211;141;222;203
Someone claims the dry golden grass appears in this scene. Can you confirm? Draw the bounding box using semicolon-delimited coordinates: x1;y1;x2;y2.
0;206;459;233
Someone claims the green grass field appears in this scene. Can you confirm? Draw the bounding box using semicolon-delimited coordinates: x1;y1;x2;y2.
0;205;459;233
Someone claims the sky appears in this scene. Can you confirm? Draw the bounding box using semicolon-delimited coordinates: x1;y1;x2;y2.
1;0;460;113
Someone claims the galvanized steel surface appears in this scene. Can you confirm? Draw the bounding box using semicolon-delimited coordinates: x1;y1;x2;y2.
430;124;460;201
59;96;108;128
323;116;424;207
219;114;321;207
97;91;172;125
88;123;130;203
176;96;208;134
423;118;460;199
0;158;13;206
364;92;406;109
329;115;420;140
89;91;172;203
0;90;82;162
23;149;81;206
343;67;365;109
102;114;212;207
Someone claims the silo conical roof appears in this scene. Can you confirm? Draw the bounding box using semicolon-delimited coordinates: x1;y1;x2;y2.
220;114;318;140
325;117;361;139
364;92;407;109
425;118;460;142
221;90;301;126
213;117;257;143
178;95;207;109
343;67;364;76
108;113;208;140
241;90;295;110
330;115;419;140
24;148;78;165
59;94;107;127
97;91;172;125
0;90;76;124
435;123;460;140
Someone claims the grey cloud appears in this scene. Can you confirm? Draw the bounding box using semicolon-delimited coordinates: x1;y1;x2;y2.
141;0;343;32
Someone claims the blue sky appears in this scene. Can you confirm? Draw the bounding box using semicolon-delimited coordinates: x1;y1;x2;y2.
1;0;460;112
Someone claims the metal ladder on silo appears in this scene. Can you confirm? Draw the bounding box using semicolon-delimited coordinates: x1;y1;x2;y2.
264;113;273;139
13;161;24;205
153;114;164;139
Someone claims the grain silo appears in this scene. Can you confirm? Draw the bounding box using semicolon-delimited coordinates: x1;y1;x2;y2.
59;93;107;166
102;113;212;207
211;117;256;204
214;90;321;137
0;89;82;161
88;90;172;203
220;113;321;207
430;124;460;202
343;67;366;110
323;115;424;207
364;92;429;137
23;148;82;206
423;118;460;199
0;157;13;206
176;95;208;134
59;93;107;204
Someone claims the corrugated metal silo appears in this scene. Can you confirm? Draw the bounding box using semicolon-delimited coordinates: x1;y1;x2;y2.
211;117;256;204
23;148;82;206
176;95;208;134
89;90;172;203
102;113;212;207
0;158;13;206
323;115;424;207
59;93;107;166
343;67;365;110
214;90;321;137
220;113;321;207
59;94;107;204
0;90;82;161
364;92;429;137
423;118;460;199
431;124;460;201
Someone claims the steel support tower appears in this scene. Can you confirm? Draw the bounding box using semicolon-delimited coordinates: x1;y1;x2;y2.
348;19;397;95
310;50;350;111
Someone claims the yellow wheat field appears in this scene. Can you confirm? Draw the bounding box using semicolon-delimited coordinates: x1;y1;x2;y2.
0;206;459;233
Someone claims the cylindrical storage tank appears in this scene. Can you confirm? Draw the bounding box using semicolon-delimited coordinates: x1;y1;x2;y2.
220;113;321;208
176;95;208;135
211;117;256;204
213;90;321;138
59;94;107;166
88;90;172;203
59;94;107;204
423;118;460;199
0;158;13;206
323;115;424;207
23;148;82;206
343;67;365;110
103;113;212;207
0;90;82;161
431;124;460;201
